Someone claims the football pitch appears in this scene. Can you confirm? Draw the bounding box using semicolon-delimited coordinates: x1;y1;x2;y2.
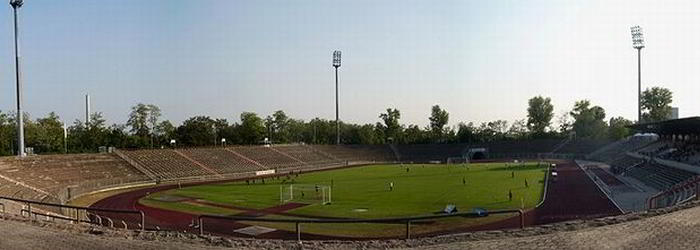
141;162;548;237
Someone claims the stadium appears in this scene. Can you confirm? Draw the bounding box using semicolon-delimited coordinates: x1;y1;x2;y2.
3;128;700;248
3;1;700;250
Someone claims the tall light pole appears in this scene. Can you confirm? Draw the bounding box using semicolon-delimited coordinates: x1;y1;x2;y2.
332;50;341;145
631;25;645;123
11;0;24;157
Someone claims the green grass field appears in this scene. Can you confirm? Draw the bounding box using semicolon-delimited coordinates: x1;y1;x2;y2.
141;162;547;237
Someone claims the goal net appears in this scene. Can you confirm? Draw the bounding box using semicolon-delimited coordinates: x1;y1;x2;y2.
280;184;331;205
446;157;470;165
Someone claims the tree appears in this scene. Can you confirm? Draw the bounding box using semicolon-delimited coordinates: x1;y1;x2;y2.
238;112;265;144
271;110;289;142
404;125;428;144
429;105;449;142
67;112;111;152
507;119;529;140
456;122;477;143
32;112;64;153
379;108;402;143
343;123;381;144
175;116;216;146
556;112;573;136
154;120;176;147
608;117;633;140
127;103;162;147
569;100;608;139
283;118;308;143
527;96;553;137
641;87;673;123
146;104;162;147
127;104;150;137
0;111;13;155
264;116;274;141
477;120;509;141
263;110;290;143
307;118;335;144
357;124;380;144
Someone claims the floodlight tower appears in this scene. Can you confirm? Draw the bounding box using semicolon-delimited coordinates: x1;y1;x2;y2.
631;25;645;123
332;50;341;145
11;0;24;157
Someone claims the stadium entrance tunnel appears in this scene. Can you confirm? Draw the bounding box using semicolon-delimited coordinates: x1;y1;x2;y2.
471;152;486;160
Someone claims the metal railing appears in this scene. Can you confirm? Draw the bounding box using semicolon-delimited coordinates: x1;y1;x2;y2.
0;195;145;230
648;176;700;209
197;209;524;241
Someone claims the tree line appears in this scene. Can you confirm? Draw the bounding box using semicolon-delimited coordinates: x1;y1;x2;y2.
0;87;674;156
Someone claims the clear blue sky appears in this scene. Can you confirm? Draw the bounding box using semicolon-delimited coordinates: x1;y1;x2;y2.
0;0;698;128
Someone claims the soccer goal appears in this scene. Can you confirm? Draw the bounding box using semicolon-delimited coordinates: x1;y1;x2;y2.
280;184;332;205
446;156;470;165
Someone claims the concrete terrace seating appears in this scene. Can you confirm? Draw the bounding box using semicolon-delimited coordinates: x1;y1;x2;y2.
0;177;43;200
589;136;657;162
311;145;396;162
657;143;700;165
610;155;645;174
120;150;213;179
0;154;148;196
624;162;696;191
272;145;341;165
177;147;264;174
395;144;468;162
556;139;613;155
634;140;700;167
470;139;563;155
230;146;303;169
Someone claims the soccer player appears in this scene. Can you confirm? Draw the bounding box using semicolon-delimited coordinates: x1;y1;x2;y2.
509;190;513;201
462;177;466;185
389;182;394;191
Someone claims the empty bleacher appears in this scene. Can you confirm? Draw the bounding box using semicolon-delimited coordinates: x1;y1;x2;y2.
120;149;213;179
588;135;657;162
467;139;563;156
624;162;696;190
394;144;468;162
555;139;613;155
272;145;341;165
311;145;396;162
609;155;645;174
230;146;303;169
177;148;264;174
0;154;148;194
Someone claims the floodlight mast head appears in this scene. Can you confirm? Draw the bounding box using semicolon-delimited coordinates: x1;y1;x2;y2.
333;50;341;68
9;0;22;8
631;25;645;50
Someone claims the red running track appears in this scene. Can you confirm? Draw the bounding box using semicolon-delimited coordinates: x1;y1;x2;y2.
90;160;622;239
